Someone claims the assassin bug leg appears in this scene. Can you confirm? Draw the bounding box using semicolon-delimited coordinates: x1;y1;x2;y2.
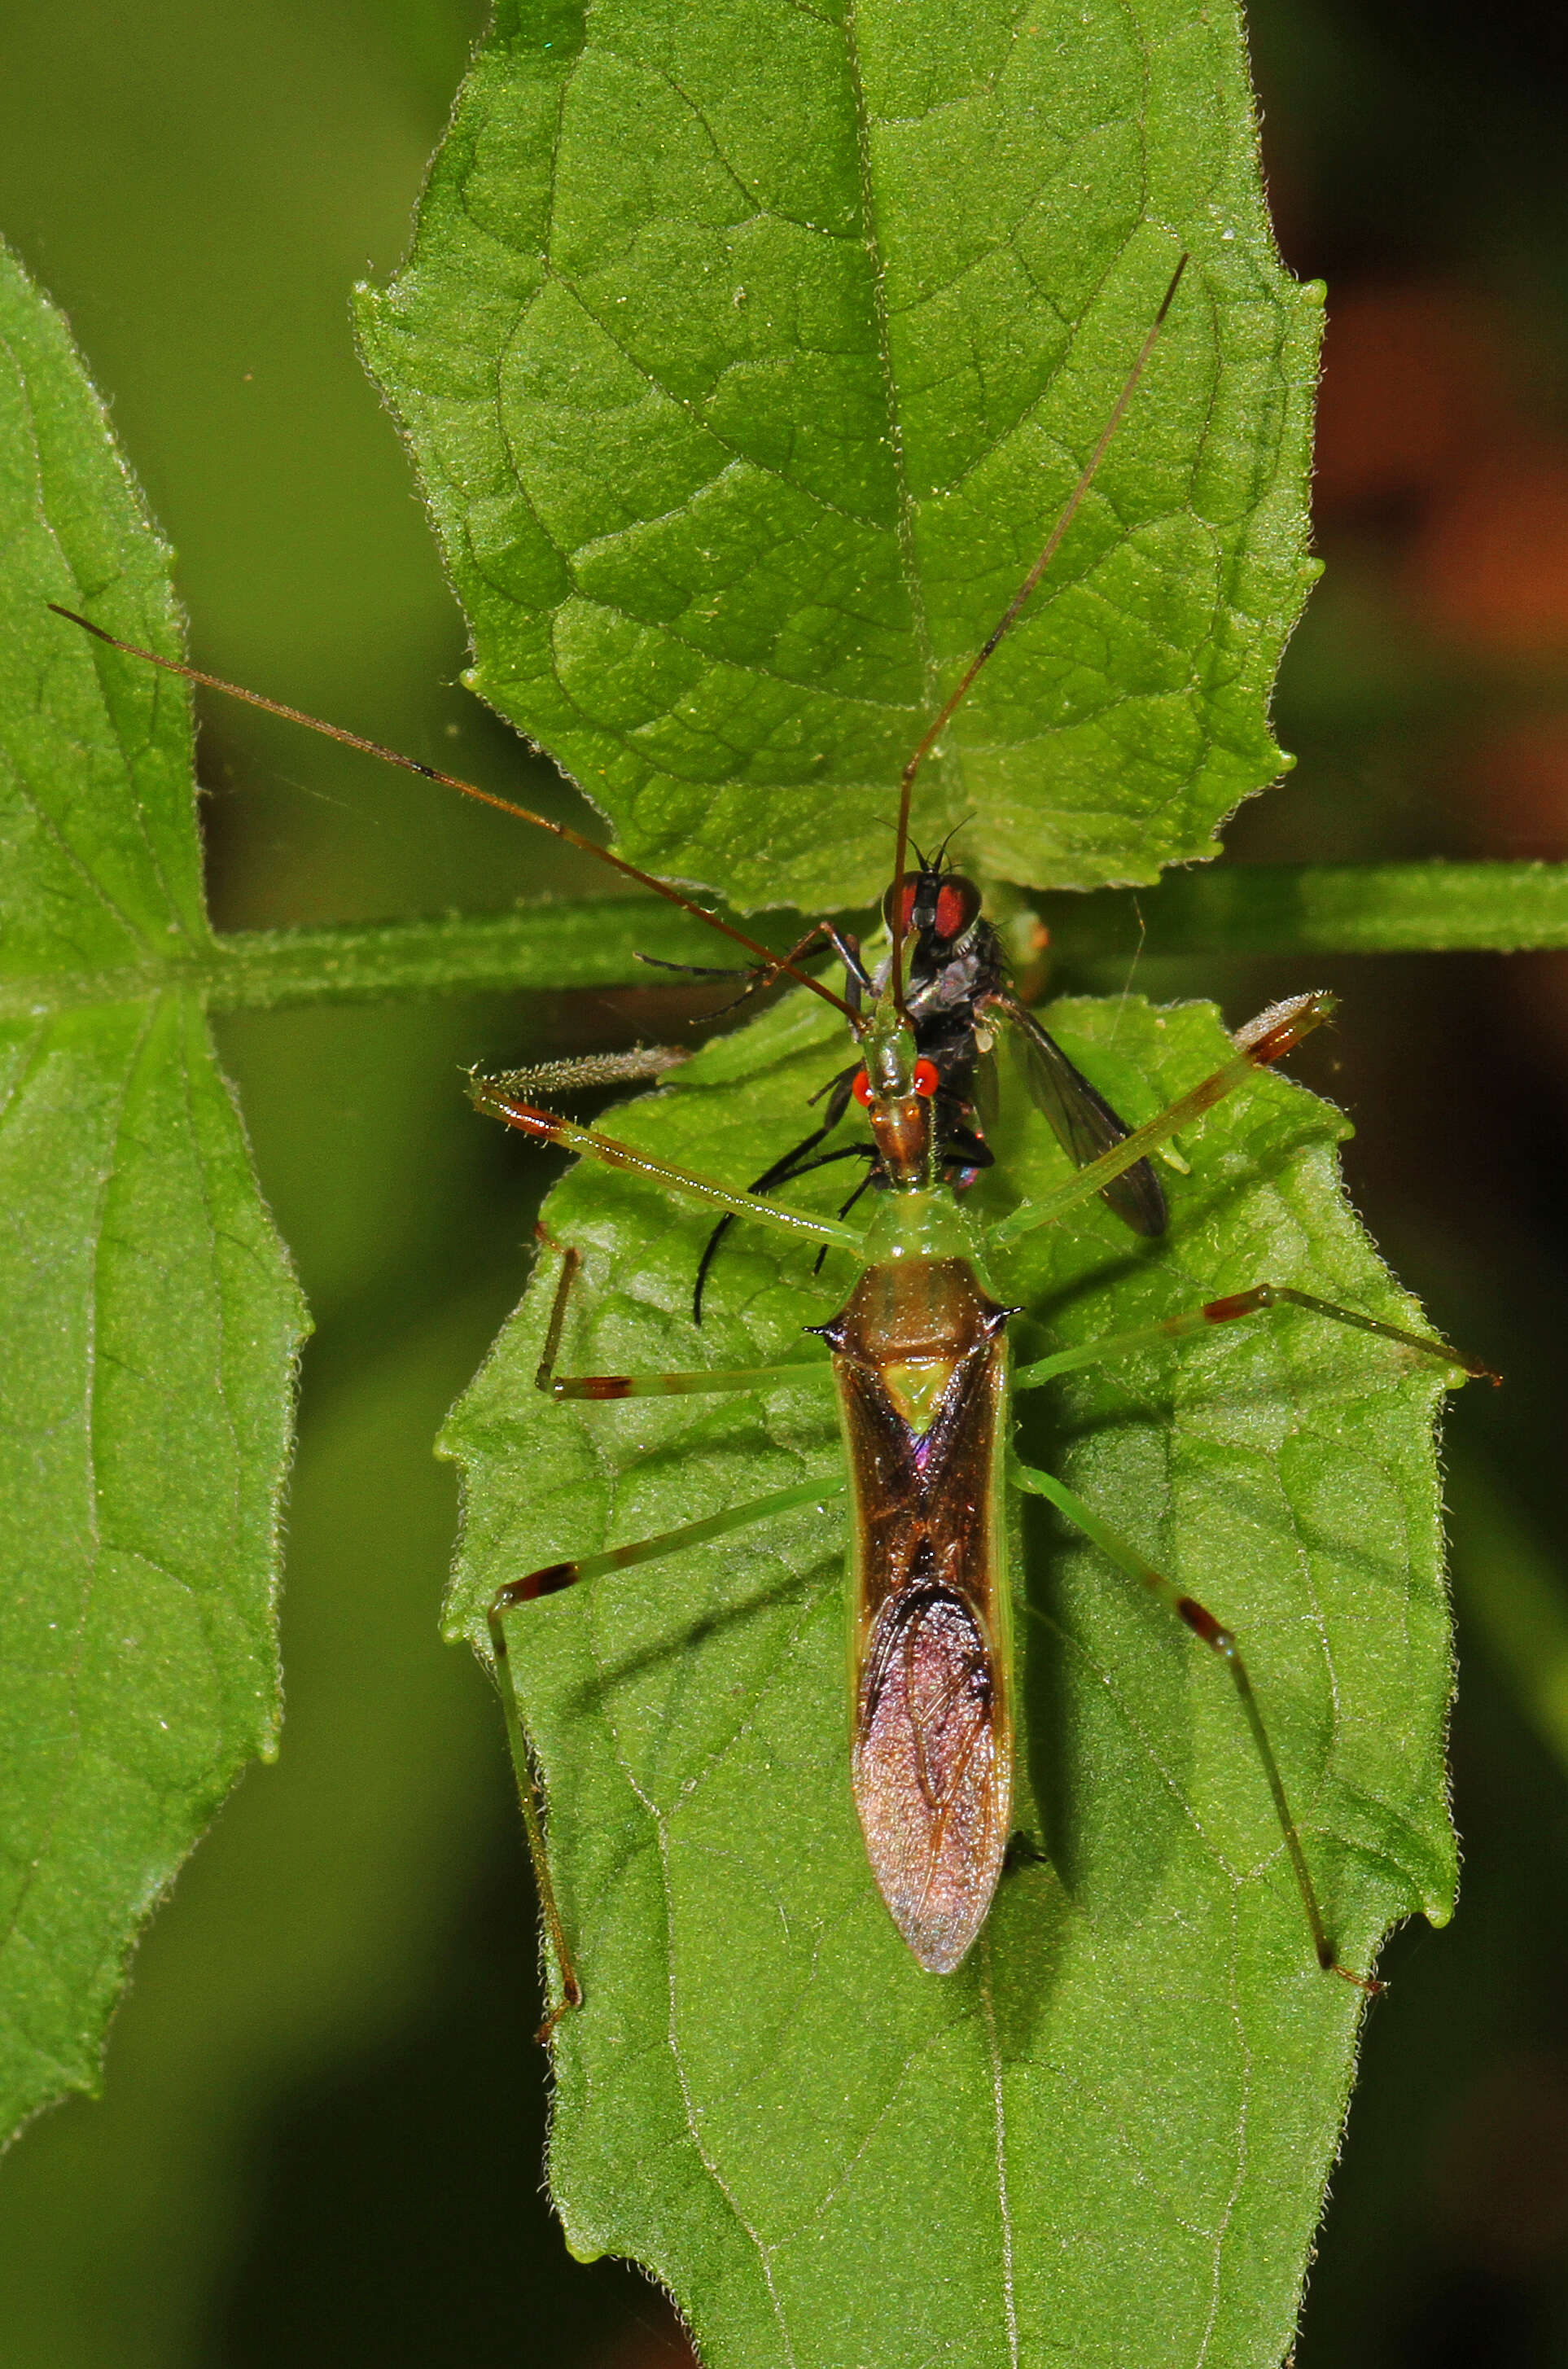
531;1230;581;1393
482;1592;584;2042
533;1221;839;1403
988;992;1336;1251
1012;1284;1497;1396
884;252;1189;1009
45;611;861;1027
469;1079;862;1255
485;1048;689;1105
490;1469;848;2030
1010;1459;1382;1994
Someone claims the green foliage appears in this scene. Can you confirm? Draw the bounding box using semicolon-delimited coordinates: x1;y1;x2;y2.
445;992;1456;2369
0;0;1471;2358
357;0;1322;912
0;242;305;2141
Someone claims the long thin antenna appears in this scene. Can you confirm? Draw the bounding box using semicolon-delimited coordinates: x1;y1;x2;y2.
887;252;1189;1013
47;605;860;1025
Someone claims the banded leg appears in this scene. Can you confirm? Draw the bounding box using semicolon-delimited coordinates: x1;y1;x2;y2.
1012;1456;1378;1991
1012;1281;1497;1397
505;1240;839;2030
491;1470;847;2037
532;1233;835;1403
471;1077;861;1255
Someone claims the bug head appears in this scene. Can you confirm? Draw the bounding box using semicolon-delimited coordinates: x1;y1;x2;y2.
851;1004;939;1185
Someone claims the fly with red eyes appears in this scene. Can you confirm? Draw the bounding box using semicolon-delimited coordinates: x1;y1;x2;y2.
878;852;1169;1241
685;843;1167;1321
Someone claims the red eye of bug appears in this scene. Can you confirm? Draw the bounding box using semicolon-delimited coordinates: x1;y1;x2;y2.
852;1070;874;1106
913;1058;939;1097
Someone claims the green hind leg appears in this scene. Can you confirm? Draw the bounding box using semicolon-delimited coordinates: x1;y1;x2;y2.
1012;1456;1378;1993
988;996;1333;1250
502;1237;841;2032
492;1472;845;2036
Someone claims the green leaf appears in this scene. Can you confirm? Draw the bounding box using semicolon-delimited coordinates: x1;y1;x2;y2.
356;0;1321;912
444;992;1457;2369
0;241;307;2142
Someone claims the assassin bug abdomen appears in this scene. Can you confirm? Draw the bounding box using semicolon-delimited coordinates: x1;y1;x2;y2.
820;1244;1014;1971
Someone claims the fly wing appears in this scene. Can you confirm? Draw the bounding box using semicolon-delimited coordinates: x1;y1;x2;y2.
972;1039;1001;1140
992;993;1167;1237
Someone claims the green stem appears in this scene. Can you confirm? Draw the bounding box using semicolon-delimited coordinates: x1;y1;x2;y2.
0;900;718;1018
7;862;1568;1022
1037;861;1568;960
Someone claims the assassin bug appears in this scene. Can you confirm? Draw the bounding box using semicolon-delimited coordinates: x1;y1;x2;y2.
50;254;1491;2016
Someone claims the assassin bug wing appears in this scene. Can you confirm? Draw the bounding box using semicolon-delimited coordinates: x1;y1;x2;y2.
993;993;1169;1238
854;1580;1010;1973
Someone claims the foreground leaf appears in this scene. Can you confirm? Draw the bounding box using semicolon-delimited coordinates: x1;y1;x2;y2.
445;990;1456;2369
0;242;306;2142
357;0;1321;912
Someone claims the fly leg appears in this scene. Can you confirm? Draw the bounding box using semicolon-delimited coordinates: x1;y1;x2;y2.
812;1152;880;1274
687;927;871;1319
1012;1285;1496;1396
1010;1456;1379;1992
637;917;872;1018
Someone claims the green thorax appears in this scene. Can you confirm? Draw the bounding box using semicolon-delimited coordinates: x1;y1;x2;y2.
857;1187;990;1281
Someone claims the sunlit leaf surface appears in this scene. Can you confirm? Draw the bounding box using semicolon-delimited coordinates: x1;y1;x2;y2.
445;992;1456;2369
358;0;1321;910
0;242;306;2142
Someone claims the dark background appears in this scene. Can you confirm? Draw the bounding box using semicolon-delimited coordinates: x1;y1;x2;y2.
1;2;1566;2362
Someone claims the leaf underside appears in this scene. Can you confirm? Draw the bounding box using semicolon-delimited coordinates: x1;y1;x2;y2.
357;0;1322;913
0;241;306;2143
445;990;1457;2369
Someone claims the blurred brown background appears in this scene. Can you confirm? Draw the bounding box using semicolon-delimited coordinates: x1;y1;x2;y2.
0;2;1566;2362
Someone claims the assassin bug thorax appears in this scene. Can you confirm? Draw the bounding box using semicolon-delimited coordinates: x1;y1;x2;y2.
50;252;1495;2020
